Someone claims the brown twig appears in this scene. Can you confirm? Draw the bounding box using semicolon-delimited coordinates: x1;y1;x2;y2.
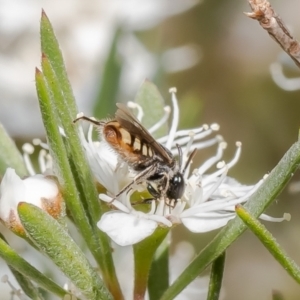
245;0;300;68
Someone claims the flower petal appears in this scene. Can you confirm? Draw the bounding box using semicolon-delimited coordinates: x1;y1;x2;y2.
0;168;25;220
97;211;158;246
181;212;235;233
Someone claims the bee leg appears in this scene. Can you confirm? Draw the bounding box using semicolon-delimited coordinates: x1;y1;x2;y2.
147;183;160;198
132;198;155;205
157;172;170;196
110;164;157;203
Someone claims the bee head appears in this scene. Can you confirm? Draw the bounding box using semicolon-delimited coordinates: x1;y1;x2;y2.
166;172;185;200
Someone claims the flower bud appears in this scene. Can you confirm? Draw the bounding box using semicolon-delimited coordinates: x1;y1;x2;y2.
0;168;63;236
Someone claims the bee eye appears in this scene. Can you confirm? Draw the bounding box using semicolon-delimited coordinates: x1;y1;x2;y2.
167;173;185;200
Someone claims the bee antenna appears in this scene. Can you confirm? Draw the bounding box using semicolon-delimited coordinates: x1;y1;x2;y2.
73;114;103;126
182;148;197;175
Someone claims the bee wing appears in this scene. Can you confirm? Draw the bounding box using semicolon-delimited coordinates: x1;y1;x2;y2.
115;103;173;164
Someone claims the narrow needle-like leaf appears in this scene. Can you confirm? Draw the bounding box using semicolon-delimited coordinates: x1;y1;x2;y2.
0;236;67;298
134;228;169;300
40;10;77;117
93;28;122;119
18;202;112;300
148;235;169;300
9;267;44;300
134;80;168;138
236;204;300;283
207;252;226;300
39;57;122;297
0;124;27;177
160;140;300;300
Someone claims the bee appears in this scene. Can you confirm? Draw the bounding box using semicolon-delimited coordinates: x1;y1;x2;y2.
74;103;196;204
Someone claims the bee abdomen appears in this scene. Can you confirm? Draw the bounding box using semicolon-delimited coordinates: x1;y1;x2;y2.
103;121;154;166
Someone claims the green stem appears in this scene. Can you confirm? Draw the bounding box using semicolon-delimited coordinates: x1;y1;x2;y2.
160;140;300;300
148;235;169;300
207;252;226;300
133;228;169;300
236;204;300;283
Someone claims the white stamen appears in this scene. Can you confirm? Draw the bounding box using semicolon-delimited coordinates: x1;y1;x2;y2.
87;124;94;143
210;123;220;131
148;200;156;214
38;149;47;173
171;200;186;216
198;141;226;175
157;126;205;143
175;137;219;155
202;167;228;202
148;106;171;134
166;89;179;149
22;143;34;154
226;142;242;169
127;101;144;121
154;199;166;216
160;125;216;146
183;131;195;156
22;143;35;176
147;214;173;227
260;213;291;222
217;161;226;169
181;132;196;174
99;194;131;213
32;138;49;149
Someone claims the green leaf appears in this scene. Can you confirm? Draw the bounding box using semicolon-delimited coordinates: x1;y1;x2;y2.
160;139;300;300
35;67;123;299
148;236;169;300
9;267;44;300
40;54;101;222
134;80;168;138
236;205;300;283
35;68;97;260
0;235;67;298
133;227;169;299
38;56;122;298
40;10;77;117
207;252;226;300
0;124;27;177
18;202;112;300
93;28;122;119
38;13;123;295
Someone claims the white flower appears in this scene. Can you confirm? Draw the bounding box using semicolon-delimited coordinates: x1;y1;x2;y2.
78;89;289;246
0;142;62;235
0;168;62;235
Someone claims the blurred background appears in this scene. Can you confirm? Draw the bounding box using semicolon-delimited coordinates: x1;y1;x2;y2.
1;0;300;299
